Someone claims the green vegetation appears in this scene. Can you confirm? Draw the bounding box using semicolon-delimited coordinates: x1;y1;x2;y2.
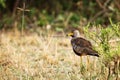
0;0;120;30
83;23;120;80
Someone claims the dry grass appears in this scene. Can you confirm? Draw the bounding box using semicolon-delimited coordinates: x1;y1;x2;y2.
0;30;119;80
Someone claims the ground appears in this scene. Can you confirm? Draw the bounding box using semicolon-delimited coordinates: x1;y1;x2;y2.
0;30;119;80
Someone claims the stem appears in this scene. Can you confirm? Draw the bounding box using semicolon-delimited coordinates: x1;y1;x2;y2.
21;2;25;36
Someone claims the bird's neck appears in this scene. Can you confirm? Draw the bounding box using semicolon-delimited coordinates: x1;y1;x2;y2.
72;36;78;39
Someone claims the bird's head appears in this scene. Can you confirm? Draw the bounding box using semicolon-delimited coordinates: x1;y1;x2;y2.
67;30;80;38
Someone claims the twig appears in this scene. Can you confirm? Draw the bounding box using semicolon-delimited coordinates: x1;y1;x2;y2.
89;0;114;23
17;7;30;12
114;0;120;10
17;2;30;36
88;9;106;23
96;0;104;9
107;66;111;80
104;0;114;8
12;0;20;16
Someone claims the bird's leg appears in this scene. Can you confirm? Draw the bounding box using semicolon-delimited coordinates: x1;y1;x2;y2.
93;57;97;71
80;56;83;65
79;56;84;71
80;56;84;73
87;56;90;71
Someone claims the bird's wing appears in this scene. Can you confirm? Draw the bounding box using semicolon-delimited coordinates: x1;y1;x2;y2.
71;37;92;55
72;37;92;48
71;37;99;56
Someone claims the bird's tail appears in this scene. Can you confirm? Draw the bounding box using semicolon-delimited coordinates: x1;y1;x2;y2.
84;48;99;57
88;53;99;57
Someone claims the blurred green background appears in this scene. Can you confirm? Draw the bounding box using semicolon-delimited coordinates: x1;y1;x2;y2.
0;0;120;31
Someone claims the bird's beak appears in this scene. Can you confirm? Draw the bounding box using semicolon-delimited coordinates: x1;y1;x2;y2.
67;33;73;36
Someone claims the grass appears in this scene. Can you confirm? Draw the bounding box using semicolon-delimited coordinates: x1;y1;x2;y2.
0;28;120;80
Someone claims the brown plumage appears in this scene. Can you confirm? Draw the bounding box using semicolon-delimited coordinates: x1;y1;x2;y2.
67;30;99;57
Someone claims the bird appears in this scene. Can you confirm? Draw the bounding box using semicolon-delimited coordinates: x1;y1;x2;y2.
67;30;99;57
